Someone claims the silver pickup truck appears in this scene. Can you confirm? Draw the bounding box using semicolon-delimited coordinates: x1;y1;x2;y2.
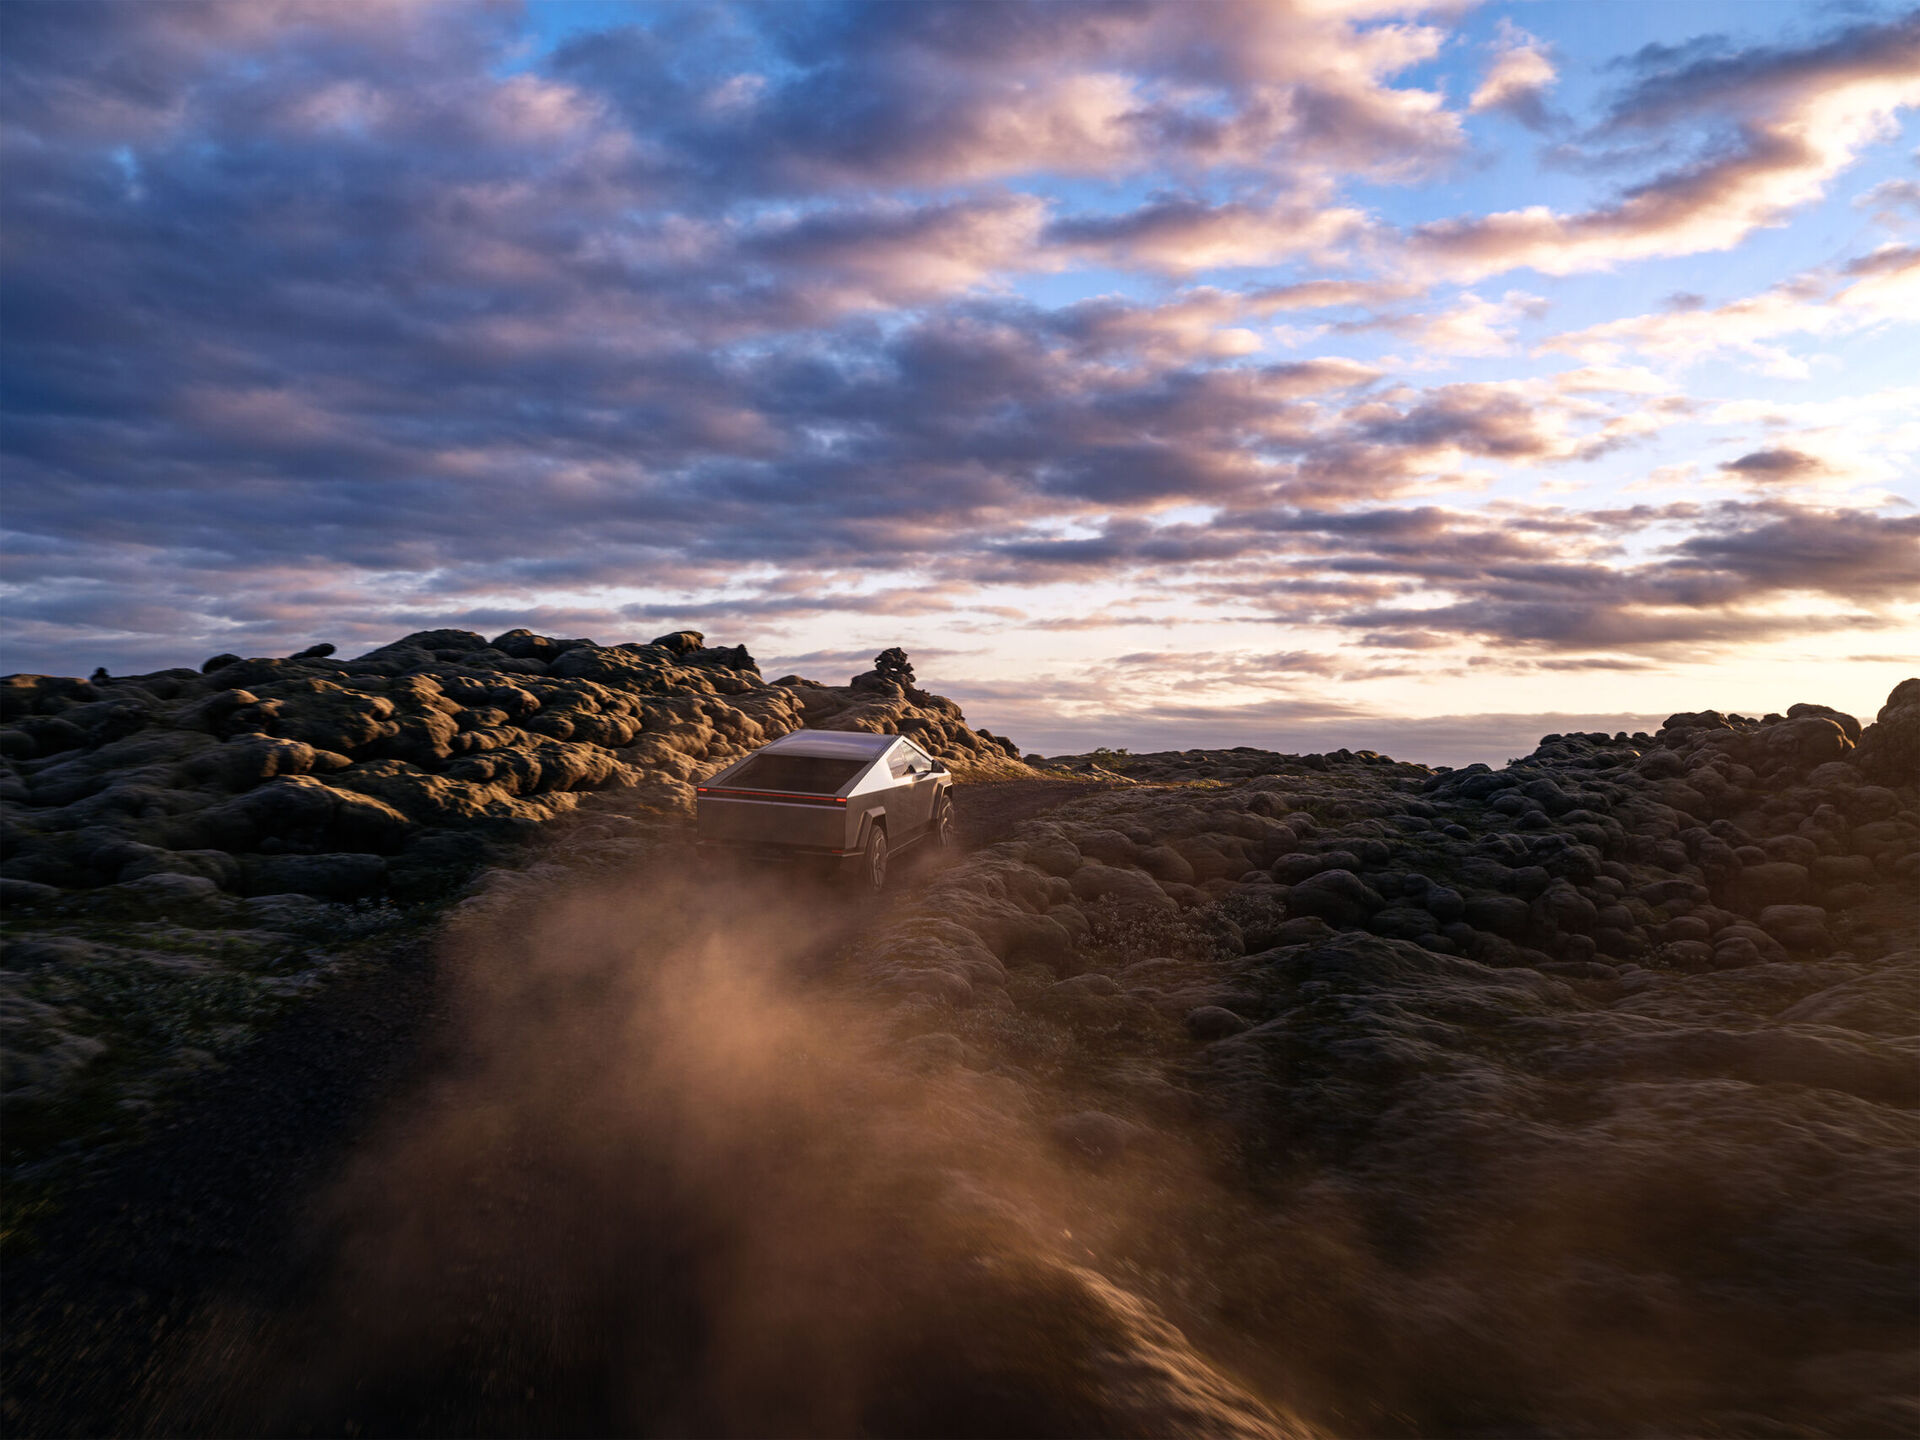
694;729;955;891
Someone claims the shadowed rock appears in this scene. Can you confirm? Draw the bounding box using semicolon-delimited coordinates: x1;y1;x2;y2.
846;680;1917;1436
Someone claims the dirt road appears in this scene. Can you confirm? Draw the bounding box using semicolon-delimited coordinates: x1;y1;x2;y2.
1;778;1117;1439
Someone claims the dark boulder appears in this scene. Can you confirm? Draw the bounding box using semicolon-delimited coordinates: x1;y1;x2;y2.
1369;904;1441;942
1787;701;1861;743
647;631;705;656
15;715;86;756
0;876;61;907
1764;715;1852;768
245;851;388;900
1286;868;1385;928
1522;777;1575;815
1723;860;1811;914
490;628;559;659
689;643;757;673
378;629;489;658
1853;678;1920;786
1758;903;1832;953
1465;894;1531;939
1663;710;1737;734
1453;770;1519;799
192;775;343;850
118;846;244;891
1272;852;1329;883
1186;1005;1252;1041
872;647;916;686
1509;865;1551;899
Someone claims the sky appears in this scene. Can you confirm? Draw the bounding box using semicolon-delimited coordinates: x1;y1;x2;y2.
2;0;1917;766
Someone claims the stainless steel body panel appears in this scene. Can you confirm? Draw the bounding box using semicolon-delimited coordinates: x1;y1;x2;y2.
881;739;942;833
694;730;949;865
696;795;850;850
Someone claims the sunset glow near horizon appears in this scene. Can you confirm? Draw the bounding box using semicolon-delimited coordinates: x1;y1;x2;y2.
3;1;1917;766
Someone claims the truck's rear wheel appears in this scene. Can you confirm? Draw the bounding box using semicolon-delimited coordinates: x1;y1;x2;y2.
856;825;888;894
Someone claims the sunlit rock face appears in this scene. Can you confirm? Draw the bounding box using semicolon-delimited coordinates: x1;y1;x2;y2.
0;629;1027;1136
0;629;1027;908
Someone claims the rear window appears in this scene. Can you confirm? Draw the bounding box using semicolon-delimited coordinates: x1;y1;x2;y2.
725;754;867;794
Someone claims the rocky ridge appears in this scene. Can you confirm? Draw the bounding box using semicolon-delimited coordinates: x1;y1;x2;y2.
1;627;1024;908
0;629;1026;1163
854;683;1919;1436
4;632;1915;1434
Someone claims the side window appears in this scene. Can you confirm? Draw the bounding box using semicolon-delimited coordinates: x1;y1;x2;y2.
904;741;934;775
887;748;915;779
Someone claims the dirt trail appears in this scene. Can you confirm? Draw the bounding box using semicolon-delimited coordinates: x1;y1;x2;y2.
1;778;1126;1439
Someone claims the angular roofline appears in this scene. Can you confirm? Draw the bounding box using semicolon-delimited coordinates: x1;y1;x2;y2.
762;728;899;757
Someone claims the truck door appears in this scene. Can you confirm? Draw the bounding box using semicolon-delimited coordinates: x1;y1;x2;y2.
888;741;938;834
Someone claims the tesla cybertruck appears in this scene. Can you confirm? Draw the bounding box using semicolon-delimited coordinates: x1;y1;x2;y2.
694;730;955;891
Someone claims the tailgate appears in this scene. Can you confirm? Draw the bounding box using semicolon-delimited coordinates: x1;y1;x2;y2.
696;792;848;850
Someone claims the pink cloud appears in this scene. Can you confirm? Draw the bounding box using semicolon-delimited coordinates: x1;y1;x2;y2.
1412;16;1920;278
1469;22;1559;130
1542;243;1920;372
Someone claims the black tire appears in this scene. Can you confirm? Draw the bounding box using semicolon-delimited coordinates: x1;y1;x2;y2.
932;793;956;850
856;824;888;895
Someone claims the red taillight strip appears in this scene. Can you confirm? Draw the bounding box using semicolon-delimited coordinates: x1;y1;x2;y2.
696;787;848;805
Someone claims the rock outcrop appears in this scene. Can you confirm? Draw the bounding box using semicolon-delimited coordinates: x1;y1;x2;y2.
5;647;1914;1434
854;685;1919;1437
0;631;1026;910
0;632;1027;1150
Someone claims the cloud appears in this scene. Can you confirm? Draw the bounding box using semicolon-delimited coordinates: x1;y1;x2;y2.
1664;502;1920;601
1541;243;1920;373
1334;289;1548;357
1412;13;1920;278
1279;379;1634;504
1469;22;1559;131
1248;279;1423;312
1322;501;1920;651
552;0;1462;194
1045;290;1273;364
1857;175;1920;226
1357;630;1451;649
1718;447;1827;481
1533;657;1662;672
1048;193;1370;274
962;497;1920;665
1;0;1914;702
741;193;1055;308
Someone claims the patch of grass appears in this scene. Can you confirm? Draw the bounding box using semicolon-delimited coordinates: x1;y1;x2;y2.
0;898;442;1177
1075;896;1236;972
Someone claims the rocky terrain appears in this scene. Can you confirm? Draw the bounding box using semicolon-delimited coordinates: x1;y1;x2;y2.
1;626;1023;905
2;636;1915;1437
1;630;1025;1171
851;683;1919;1435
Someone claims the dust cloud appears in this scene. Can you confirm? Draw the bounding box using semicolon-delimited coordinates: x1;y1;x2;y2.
213;853;1305;1438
